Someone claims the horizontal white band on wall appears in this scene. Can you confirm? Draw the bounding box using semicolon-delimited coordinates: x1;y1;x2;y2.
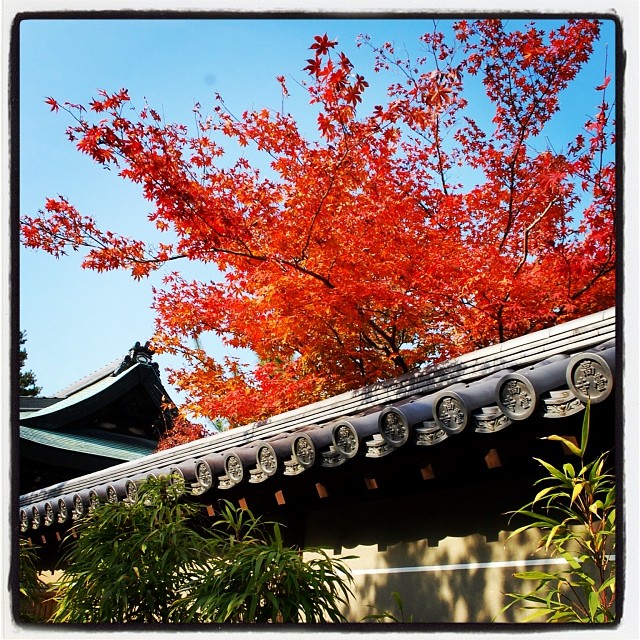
351;557;587;576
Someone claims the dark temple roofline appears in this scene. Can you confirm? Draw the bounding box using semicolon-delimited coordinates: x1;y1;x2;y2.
48;341;157;399
19;362;167;431
49;356;124;399
19;307;615;509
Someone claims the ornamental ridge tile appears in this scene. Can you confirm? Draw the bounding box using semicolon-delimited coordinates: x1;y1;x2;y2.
19;308;616;514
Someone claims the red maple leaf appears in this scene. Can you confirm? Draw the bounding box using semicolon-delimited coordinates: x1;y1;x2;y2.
44;96;59;112
310;34;338;57
24;18;615;429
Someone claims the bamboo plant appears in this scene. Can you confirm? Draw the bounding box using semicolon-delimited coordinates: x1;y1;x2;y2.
49;478;354;624
501;402;616;623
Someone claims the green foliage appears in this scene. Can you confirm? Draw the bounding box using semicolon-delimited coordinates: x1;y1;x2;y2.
51;477;210;623
50;478;354;624
18;538;47;622
175;501;355;623
362;591;413;623
501;402;616;623
19;330;41;397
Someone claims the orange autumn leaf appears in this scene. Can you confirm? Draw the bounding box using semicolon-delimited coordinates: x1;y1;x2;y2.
22;20;615;438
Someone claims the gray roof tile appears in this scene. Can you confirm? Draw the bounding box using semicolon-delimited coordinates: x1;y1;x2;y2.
18;308;617;534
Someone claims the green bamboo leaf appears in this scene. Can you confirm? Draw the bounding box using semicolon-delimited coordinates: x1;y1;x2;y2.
532;485;557;504
580;399;591;457
571;481;586;505
593;458;604;478
521;608;555;622
605;487;616;507
559;550;581;569
513;570;556;581
599;575;616;593
501;398;617;625
551;609;583;622
511;508;563;527
589;499;604;515
545;523;563;549
533;457;572;482
545;435;582;457
588;590;599;620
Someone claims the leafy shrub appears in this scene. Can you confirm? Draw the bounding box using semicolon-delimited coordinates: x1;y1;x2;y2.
501;402;616;623
51;476;209;623
50;477;354;623
18;538;47;622
176;501;355;623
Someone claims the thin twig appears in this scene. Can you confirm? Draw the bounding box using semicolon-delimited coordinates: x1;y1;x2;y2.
514;197;559;275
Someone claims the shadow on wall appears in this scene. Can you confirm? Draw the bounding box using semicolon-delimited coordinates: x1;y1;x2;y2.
301;400;617;624
304;471;546;624
351;530;540;623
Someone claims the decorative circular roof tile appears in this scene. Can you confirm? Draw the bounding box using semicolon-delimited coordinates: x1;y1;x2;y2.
20;509;29;533
434;393;467;434
44;502;55;526
379;408;410;446
566;352;613;403
293;434;315;467
257;444;278;476
125;480;138;502
225;453;244;483
89;490;100;511
106;485;119;504
31;506;41;529
332;423;359;458
72;494;85;519
57;498;69;523
195;460;214;491
496;373;536;420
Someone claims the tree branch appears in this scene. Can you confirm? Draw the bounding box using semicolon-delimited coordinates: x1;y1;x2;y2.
514;197;559;276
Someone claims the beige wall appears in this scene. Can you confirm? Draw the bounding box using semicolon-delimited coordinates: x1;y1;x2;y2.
307;530;548;623
300;474;562;625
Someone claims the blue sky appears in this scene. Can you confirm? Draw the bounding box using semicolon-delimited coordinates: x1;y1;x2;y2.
18;15;617;402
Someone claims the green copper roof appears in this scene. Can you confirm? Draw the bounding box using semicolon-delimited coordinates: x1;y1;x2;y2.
20;364;140;426
20;425;155;461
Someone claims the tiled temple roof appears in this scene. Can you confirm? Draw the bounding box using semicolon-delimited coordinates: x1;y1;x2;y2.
20;361;162;431
18;308;616;535
18;342;172;493
19;426;157;461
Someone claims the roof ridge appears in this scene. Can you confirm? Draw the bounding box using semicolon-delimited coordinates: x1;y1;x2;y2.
51;341;156;398
51;356;123;398
19;307;616;507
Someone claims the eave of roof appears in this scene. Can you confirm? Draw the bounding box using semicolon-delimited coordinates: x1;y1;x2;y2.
18;307;616;533
20;425;156;461
19;397;63;415
19;362;165;430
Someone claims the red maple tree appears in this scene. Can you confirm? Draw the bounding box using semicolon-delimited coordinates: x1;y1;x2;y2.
22;19;616;436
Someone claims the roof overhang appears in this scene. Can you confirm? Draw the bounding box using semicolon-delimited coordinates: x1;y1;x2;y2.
19;363;166;431
18;308;616;538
